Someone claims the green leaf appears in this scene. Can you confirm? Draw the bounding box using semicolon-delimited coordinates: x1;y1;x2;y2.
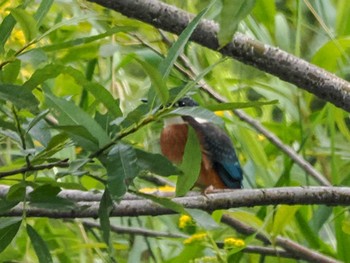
137;58;169;105
168;106;224;126
10;8;38;42
0;84;39;109
135;191;187;214
33;133;69;161
24;64;122;118
176;126;201;197
26;109;50;134
159;0;216;80
172;58;226;103
205;100;278;111
55;125;99;151
6;183;26;202
33;0;54;26
45;93;111;149
0;218;21;253
269;205;300;237
0;13;16;53
41;26;131;52
217;0;256;47
1;59;21;83
98;189;113;251
187;209;219;229
28;184;61;201
27;224;53;263
135;149;180;176
76;81;121;119
105;143;140;199
312;37;350;72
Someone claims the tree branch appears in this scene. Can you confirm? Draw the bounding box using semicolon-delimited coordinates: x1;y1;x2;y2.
221;215;340;263
0;159;69;178
87;0;350;112
1;186;350;218
82;219;304;260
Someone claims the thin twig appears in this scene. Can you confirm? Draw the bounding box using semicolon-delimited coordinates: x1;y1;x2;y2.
0;159;69;178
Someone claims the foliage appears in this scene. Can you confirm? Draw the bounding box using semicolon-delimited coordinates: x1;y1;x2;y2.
0;0;349;262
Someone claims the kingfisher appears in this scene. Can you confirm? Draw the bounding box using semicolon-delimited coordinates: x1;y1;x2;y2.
160;97;243;190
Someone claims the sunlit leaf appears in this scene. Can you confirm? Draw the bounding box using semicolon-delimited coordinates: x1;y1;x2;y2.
10;8;38;42
217;0;256;47
27;224;53;263
0;218;21;253
176;126;201;197
159;0;216;80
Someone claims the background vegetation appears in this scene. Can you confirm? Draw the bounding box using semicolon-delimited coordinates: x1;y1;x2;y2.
0;0;350;262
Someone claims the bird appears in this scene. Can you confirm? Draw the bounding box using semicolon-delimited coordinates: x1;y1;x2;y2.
160;97;243;190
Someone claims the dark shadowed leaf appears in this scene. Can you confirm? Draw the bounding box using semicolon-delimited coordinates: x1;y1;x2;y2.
176;126;201;197
105;143;140;199
135;149;180;176
0;218;21;253
0;84;39;109
27;224;53;263
98;189;113;253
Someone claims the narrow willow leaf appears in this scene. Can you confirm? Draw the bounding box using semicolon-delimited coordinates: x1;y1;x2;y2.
172;58;226;103
205;100;278;111
26;109;50;134
10;8;38;42
0;14;16;53
98;189;113;249
176;126;201;197
0;218;21;253
137;58;169;105
33;0;54;26
159;0;216;80
169;106;224;126
27;225;53;263
217;0;256;47
0;84;39;109
1;59;21;83
45;94;111;148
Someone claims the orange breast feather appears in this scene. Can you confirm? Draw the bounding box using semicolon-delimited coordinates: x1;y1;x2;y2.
160;124;227;189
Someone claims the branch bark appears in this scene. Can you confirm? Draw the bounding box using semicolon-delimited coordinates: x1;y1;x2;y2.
87;0;350;112
1;186;350;218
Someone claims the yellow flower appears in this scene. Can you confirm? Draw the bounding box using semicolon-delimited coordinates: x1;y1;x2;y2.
224;237;245;248
257;134;265;141
183;233;207;245
139;185;175;194
178;215;193;229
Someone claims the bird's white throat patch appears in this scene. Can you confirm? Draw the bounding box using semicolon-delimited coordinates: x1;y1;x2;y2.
164;116;208;127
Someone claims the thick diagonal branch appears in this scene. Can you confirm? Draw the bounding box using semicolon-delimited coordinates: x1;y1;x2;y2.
87;0;350;112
